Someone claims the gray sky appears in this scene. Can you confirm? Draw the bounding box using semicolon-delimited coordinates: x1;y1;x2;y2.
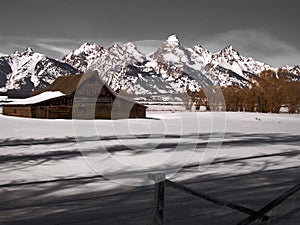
0;0;299;67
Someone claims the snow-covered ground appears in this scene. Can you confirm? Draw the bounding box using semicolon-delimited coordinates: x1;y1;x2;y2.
0;111;299;224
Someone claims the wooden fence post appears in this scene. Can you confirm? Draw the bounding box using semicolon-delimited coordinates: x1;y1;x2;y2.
148;173;166;225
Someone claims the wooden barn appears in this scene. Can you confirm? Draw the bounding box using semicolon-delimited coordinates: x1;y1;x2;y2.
3;71;147;119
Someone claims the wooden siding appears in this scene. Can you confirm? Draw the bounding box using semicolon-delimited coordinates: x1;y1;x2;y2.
3;101;146;119
48;106;73;119
3;106;31;118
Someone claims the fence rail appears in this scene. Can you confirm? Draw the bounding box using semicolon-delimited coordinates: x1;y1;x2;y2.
237;184;300;225
149;173;300;225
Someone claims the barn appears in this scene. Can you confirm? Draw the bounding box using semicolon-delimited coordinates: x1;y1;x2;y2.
2;71;147;119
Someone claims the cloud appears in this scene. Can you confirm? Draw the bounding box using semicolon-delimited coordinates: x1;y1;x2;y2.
199;29;300;67
1;32;299;67
130;40;164;55
0;36;84;59
0;35;116;59
35;43;73;56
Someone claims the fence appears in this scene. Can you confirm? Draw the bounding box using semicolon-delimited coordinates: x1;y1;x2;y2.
149;173;300;225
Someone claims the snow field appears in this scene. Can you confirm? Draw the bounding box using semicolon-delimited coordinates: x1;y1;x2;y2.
0;111;299;224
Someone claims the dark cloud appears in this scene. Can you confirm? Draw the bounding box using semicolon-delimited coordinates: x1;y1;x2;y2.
0;0;299;66
200;30;300;67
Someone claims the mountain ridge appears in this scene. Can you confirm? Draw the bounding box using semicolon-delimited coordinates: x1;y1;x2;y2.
0;48;80;97
0;35;299;98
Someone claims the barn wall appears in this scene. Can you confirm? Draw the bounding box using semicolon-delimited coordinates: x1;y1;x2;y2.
110;103;146;119
3;106;31;118
130;105;146;118
95;103;113;119
73;103;113;119
31;106;73;119
134;105;146;118
34;106;48;118
73;102;146;119
72;103;98;119
48;106;73;119
3;96;146;120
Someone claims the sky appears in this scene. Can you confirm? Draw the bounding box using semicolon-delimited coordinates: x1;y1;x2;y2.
0;0;299;67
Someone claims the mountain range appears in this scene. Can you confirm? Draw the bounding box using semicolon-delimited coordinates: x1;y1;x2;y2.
0;35;299;99
0;48;79;97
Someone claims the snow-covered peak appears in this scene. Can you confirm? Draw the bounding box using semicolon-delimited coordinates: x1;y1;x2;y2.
123;42;136;49
11;47;42;58
25;47;34;54
193;44;206;52
68;42;104;56
105;42;146;63
166;34;180;46
188;45;212;68
280;65;300;77
223;45;234;51
149;34;192;66
122;42;146;62
12;51;21;56
2;34;299;99
109;43;122;51
219;45;239;56
8;48;45;70
107;43;124;57
89;42;146;76
73;42;102;54
192;44;211;56
0;48;79;97
80;42;94;48
203;44;276;79
62;42;105;71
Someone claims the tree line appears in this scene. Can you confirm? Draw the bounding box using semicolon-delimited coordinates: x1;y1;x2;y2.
189;69;300;113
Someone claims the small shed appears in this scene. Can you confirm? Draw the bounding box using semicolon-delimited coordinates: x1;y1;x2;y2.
3;71;147;119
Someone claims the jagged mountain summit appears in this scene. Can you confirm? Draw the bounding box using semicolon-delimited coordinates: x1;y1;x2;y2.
87;35;297;98
88;42;167;97
0;48;80;97
62;42;106;72
67;35;299;97
0;34;299;99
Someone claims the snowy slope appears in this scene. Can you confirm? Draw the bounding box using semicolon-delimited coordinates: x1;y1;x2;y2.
86;35;297;98
62;42;106;72
281;65;300;80
0;48;80;97
188;45;276;86
1;34;299;99
148;34;213;90
88;42;167;97
0;112;299;224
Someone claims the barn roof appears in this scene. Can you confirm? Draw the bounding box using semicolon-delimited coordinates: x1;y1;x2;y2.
3;71;146;108
31;71;114;97
3;91;65;105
